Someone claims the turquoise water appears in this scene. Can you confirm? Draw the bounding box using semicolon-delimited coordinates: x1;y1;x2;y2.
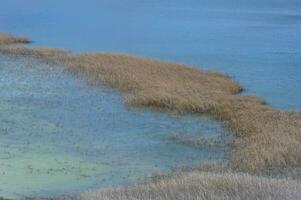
0;55;225;198
0;0;300;110
0;0;301;198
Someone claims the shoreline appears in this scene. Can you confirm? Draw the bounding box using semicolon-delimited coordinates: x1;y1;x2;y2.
0;33;300;199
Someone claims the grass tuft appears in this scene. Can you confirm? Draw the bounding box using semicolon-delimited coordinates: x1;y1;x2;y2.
0;33;30;45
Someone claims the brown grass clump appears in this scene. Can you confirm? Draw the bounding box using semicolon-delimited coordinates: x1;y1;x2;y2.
0;33;300;176
220;102;301;175
0;45;68;63
0;33;30;45
77;172;301;200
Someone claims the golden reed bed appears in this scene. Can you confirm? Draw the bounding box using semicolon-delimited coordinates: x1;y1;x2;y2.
77;172;301;200
0;33;300;199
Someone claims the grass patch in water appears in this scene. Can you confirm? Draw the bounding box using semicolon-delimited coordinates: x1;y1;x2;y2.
0;33;301;199
0;33;29;45
1;34;300;175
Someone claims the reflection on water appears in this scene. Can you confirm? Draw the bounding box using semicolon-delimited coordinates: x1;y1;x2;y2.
0;55;226;198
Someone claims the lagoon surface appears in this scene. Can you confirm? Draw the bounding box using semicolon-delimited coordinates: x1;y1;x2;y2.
0;0;301;198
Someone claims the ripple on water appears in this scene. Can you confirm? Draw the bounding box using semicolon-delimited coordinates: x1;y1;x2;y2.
0;55;227;198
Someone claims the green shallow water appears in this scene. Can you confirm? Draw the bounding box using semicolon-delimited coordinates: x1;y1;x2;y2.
0;55;227;198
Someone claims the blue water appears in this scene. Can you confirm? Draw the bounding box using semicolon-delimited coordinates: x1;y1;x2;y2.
0;55;225;198
0;0;300;110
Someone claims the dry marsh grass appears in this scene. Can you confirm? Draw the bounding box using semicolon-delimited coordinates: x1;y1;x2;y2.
0;44;68;63
77;172;301;200
0;33;29;45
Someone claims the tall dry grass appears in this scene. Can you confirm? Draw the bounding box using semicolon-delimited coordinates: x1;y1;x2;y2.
0;33;300;175
77;172;301;200
0;33;29;45
0;44;68;63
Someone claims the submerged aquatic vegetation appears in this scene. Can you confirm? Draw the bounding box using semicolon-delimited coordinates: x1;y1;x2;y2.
167;132;225;149
0;33;300;199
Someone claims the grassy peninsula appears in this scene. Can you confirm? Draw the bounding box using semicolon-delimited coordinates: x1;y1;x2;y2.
0;33;300;200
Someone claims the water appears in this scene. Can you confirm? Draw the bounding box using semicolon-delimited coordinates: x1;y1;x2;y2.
0;0;300;110
0;0;301;198
0;55;225;198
